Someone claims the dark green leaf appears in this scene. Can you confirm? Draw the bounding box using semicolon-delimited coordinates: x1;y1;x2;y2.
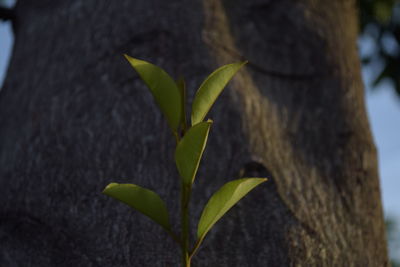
124;55;182;132
103;183;171;231
191;62;247;125
175;121;212;185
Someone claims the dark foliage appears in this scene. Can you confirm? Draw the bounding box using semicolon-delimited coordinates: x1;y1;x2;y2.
359;0;400;96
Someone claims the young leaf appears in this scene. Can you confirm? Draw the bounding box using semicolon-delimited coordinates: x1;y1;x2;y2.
191;62;247;126
103;183;171;232
124;55;182;132
175;121;212;185
196;178;266;242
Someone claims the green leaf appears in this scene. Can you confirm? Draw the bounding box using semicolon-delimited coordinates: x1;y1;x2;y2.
124;55;182;132
197;178;266;241
175;121;212;185
191;62;247;126
103;183;171;231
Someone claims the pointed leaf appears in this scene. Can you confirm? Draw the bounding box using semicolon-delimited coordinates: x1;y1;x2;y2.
175;121;212;185
103;183;171;231
197;178;266;241
124;55;182;131
191;62;247;125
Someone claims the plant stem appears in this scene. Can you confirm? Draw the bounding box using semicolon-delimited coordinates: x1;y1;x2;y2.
189;238;202;260
181;182;191;267
174;131;180;144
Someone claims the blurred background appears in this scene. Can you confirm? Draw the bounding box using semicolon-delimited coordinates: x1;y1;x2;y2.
0;0;399;264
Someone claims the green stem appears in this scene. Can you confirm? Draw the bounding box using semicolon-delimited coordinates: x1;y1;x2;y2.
181;183;191;267
174;131;180;145
189;238;203;260
177;77;188;134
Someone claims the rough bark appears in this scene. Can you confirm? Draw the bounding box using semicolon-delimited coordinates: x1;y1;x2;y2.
0;0;388;266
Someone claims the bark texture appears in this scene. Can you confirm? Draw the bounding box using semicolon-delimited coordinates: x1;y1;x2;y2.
0;0;388;266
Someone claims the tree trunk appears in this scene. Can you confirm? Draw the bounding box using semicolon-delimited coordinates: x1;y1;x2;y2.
0;0;389;266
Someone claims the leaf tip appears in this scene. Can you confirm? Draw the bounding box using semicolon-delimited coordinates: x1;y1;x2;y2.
123;55;145;68
252;177;268;184
123;53;132;61
103;182;119;194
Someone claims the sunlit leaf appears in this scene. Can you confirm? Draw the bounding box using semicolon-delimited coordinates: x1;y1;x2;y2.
124;55;182;132
103;183;171;231
175;121;212;185
197;178;266;242
191;62;247;125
